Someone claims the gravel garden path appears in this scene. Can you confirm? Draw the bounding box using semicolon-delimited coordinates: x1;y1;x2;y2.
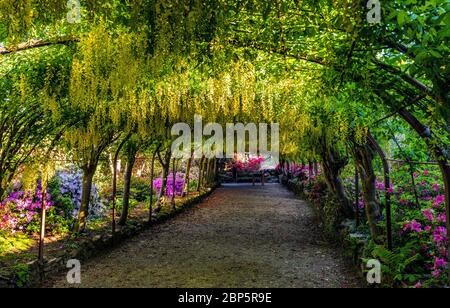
47;183;362;288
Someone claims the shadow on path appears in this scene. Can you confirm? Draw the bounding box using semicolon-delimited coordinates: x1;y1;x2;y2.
46;183;362;288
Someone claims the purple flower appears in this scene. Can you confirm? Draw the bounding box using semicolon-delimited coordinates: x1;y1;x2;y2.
358;199;365;209
376;181;385;190
433;195;445;208
434;258;448;269
403;220;423;233
153;173;186;197
433;227;447;245
432;269;441;278
422;209;434;222
437;213;446;223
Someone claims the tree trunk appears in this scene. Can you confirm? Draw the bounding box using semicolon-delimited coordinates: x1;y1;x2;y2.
202;158;208;187
171;158;177;211
206;159;213;186
355;166;360;227
149;147;159;221
119;146;137;226
353;140;383;242
319;139;353;218
368;132;393;250
308;160;314;181
112;135;130;233
197;156;205;191
74;164;96;233
154;150;171;214
212;159;218;185
183;156;192;197
38;176;48;263
0;185;5;202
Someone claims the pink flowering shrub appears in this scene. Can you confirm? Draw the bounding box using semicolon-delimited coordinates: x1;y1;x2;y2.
284;160;446;287
246;157;264;172
0;180;58;234
153;173;185;197
382;166;448;287
226;157;265;173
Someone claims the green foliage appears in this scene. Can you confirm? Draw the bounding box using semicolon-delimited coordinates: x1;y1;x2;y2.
365;241;421;287
130;177;151;203
0;231;34;257
12;263;29;287
0;0;449;287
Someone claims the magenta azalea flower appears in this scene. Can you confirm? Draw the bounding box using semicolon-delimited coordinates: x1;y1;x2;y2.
433;227;448;245
437;213;446;223
422;209;434;222
432;269;441;278
375;181;385;190
433;195;445;208
403;220;423;233
358;200;365;209
434;258;448;269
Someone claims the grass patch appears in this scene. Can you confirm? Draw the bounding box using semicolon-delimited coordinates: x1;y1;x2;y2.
0;231;35;257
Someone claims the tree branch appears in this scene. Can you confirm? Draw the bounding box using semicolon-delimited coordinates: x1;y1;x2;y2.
0;37;80;55
226;38;326;66
372;58;434;96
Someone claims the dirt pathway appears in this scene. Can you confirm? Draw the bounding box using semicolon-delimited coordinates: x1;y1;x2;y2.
47;183;362;288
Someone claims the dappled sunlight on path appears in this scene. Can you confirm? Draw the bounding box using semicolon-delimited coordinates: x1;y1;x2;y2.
47;184;361;288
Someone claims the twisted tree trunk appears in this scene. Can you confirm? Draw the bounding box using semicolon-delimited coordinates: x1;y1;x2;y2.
308;160;314;181
319;138;353;218
148;145;160;222
352;140;382;242
74;163;96;233
112;134;131;233
119;145;137;226
368;132;393;250
154;150;171;214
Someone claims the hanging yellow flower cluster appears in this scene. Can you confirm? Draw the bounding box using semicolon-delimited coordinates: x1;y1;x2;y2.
63;25;149;156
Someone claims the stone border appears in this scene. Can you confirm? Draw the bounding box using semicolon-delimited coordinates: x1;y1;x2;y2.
0;186;218;288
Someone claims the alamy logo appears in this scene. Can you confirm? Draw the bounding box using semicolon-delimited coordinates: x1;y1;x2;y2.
66;259;81;284
366;259;381;284
367;0;381;24
171;115;279;166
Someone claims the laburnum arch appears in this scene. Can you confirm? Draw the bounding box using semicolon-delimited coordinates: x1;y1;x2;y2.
0;0;448;286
